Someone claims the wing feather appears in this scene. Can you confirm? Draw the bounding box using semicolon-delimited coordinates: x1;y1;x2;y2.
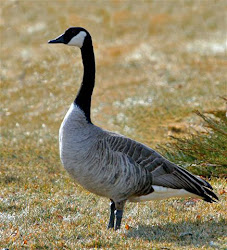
103;133;218;202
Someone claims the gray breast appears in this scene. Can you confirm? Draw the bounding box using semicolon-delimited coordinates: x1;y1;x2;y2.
59;104;103;179
59;103;153;200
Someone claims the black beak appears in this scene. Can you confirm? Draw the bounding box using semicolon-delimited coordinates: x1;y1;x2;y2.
48;34;64;44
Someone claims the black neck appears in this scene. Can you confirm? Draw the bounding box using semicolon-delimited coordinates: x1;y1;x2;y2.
74;36;95;123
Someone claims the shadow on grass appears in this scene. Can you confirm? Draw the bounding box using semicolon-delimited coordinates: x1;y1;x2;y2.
126;220;223;247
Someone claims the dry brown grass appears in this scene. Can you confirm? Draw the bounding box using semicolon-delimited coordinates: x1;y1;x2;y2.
1;0;226;248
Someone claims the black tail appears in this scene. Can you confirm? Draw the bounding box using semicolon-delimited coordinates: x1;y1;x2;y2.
176;166;219;202
151;160;219;203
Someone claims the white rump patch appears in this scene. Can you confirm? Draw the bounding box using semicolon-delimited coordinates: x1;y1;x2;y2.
67;31;87;48
129;185;199;202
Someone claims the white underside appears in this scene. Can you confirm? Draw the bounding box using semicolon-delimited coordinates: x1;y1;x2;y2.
129;185;199;202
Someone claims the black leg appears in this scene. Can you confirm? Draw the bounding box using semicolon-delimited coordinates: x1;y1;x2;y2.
114;209;123;230
107;199;116;229
113;200;126;230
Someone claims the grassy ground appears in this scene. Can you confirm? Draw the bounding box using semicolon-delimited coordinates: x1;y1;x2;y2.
1;0;226;249
159;109;227;177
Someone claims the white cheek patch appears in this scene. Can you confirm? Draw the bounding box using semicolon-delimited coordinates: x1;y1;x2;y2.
68;31;87;48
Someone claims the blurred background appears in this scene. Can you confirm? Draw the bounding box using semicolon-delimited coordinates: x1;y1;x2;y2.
1;0;226;248
1;0;226;146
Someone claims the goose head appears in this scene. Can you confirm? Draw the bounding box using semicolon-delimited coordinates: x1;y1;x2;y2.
48;27;90;48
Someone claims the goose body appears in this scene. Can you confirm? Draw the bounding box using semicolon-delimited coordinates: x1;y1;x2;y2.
59;103;153;201
49;27;218;230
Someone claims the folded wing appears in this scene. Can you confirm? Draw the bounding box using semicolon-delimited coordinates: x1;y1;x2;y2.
104;133;218;202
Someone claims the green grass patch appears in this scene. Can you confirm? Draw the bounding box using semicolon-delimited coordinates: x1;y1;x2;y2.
159;106;227;177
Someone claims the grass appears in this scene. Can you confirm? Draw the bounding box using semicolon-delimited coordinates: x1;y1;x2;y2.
1;0;227;249
159;108;227;177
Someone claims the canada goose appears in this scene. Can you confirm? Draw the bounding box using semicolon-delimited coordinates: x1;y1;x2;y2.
48;27;218;230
